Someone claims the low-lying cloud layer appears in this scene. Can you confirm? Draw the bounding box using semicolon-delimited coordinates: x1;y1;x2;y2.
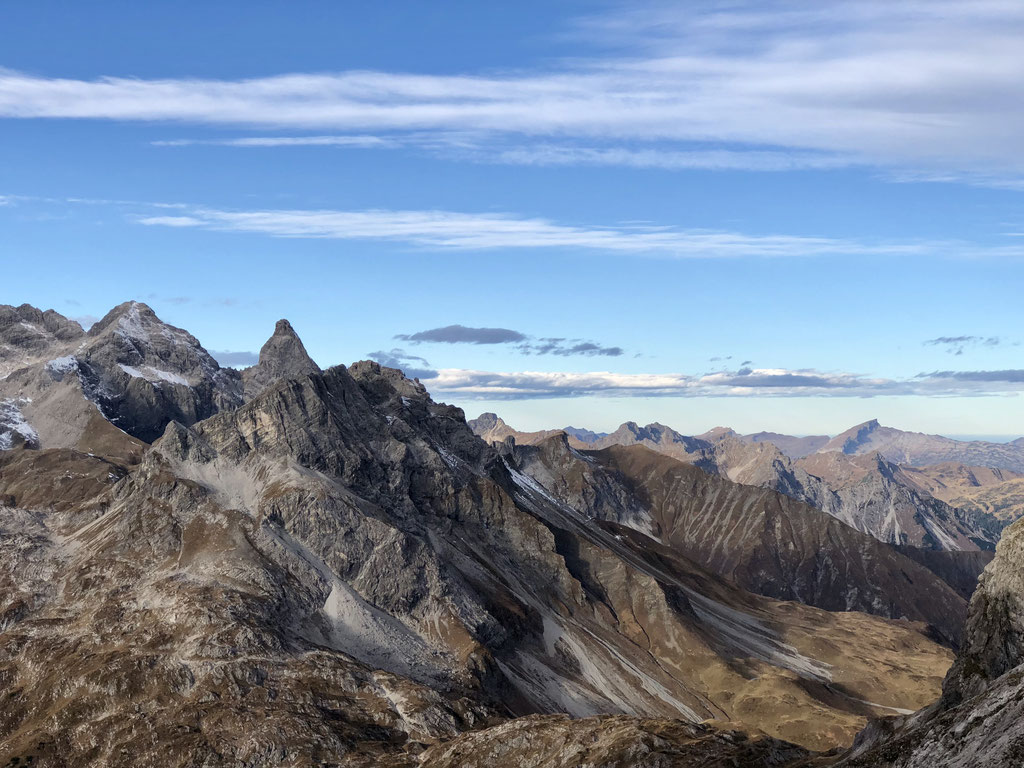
419;366;1024;400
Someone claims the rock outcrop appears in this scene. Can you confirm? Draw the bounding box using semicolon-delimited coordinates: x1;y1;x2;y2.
839;516;1024;767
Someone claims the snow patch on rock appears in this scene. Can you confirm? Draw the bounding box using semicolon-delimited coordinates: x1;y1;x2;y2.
0;397;39;450
119;363;190;387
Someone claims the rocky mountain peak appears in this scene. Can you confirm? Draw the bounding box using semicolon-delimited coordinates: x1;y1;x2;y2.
697;426;738;441
87;300;158;337
0;303;85;342
0;300;244;449
471;412;503;431
0;304;86;379
241;318;321;400
822;418;883;454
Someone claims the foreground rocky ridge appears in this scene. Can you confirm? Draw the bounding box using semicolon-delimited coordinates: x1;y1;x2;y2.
837;515;1024;766
0;303;959;766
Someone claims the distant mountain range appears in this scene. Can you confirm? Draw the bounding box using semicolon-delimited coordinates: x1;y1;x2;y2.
471;413;1014;552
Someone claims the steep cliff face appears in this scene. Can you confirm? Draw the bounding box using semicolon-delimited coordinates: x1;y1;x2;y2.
0;353;954;765
839;517;1024;767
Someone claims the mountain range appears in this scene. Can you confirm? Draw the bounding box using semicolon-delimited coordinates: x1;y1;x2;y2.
471;414;1011;555
3;301;1024;766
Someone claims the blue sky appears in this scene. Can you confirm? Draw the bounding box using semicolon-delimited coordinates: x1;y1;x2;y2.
3;1;1024;437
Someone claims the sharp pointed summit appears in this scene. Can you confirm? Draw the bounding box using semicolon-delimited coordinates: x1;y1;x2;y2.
241;318;321;400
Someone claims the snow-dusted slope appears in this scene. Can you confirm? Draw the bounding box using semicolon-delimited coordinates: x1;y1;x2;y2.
0;301;242;452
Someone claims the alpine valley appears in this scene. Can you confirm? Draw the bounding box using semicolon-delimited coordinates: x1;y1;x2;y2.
2;301;1024;767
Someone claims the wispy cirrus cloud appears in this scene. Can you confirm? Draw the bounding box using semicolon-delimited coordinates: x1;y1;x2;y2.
6;194;1024;260
152;135;396;148
4;1;1024;181
153;135;860;174
135;205;926;258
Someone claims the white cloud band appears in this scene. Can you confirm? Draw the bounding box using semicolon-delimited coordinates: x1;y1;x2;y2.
3;2;1024;178
425;367;1024;399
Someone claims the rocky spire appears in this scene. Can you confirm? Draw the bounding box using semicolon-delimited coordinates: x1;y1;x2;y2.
242;318;321;400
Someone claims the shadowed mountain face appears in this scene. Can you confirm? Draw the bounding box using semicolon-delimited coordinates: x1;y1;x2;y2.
0;303;957;766
510;435;974;648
